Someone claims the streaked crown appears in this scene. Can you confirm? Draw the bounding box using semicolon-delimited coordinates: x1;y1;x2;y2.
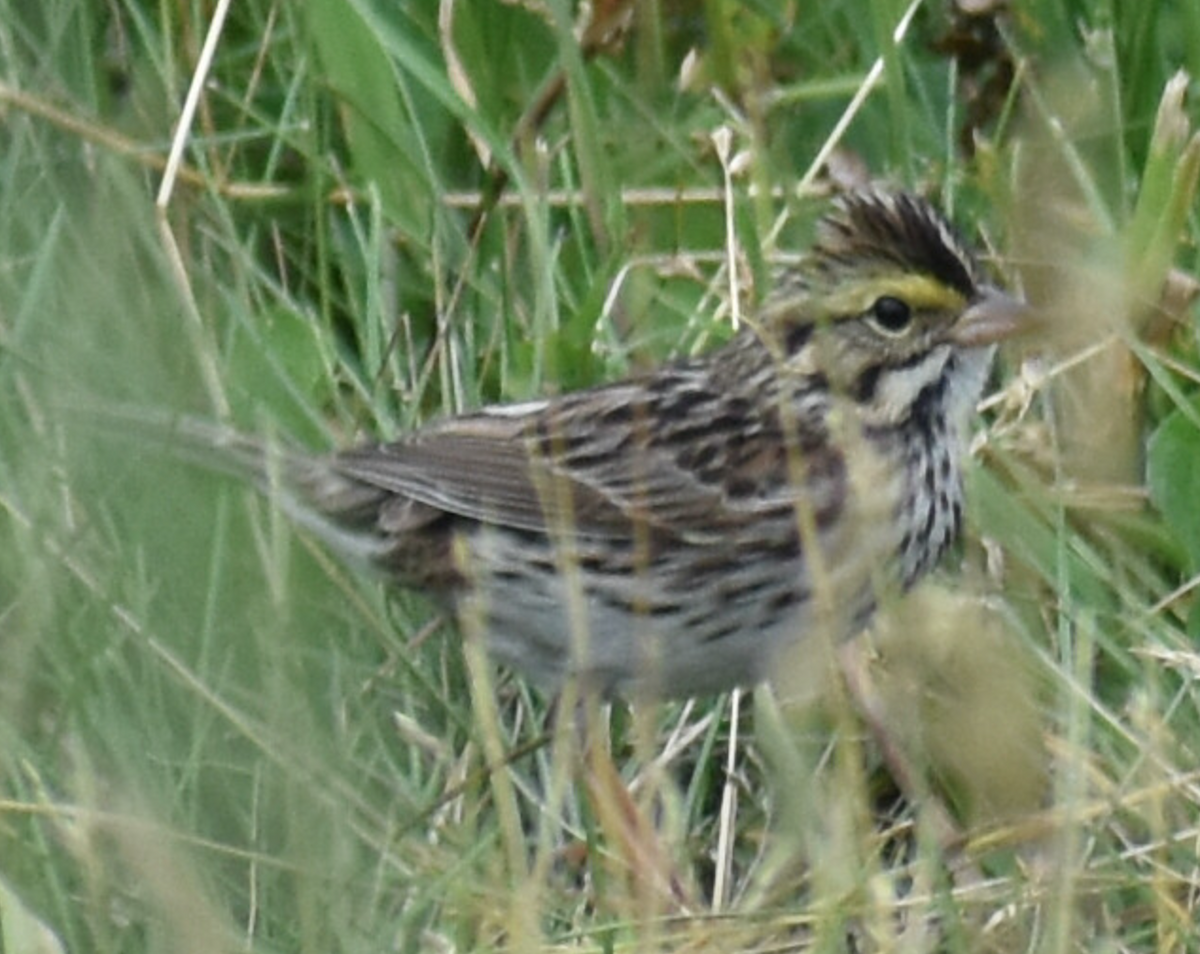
813;190;981;296
756;191;998;422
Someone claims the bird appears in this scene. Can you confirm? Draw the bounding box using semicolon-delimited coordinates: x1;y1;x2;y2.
143;190;1029;700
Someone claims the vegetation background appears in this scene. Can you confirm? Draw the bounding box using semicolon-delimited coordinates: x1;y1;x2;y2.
1;0;1199;951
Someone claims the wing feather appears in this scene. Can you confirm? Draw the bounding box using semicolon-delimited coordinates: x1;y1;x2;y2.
325;371;845;546
332;428;635;537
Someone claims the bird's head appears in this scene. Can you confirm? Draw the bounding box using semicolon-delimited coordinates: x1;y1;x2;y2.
762;190;1028;426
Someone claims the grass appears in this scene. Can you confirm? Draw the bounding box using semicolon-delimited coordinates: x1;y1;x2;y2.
1;0;1199;951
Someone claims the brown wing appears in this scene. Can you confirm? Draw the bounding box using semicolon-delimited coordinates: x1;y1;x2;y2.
329;415;638;538
325;369;844;546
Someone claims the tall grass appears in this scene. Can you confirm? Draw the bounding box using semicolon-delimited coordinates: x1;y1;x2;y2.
1;0;1198;951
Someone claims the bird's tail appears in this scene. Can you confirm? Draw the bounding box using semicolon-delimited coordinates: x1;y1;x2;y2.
77;404;396;565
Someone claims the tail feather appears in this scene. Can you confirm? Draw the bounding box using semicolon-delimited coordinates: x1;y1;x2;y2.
81;405;398;565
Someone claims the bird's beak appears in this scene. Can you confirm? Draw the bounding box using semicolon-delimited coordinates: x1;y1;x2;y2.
951;286;1034;347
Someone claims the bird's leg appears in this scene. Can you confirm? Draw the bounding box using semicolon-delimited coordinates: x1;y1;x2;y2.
545;677;696;914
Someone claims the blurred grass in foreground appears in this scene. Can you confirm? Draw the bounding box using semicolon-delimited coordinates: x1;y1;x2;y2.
1;0;1199;951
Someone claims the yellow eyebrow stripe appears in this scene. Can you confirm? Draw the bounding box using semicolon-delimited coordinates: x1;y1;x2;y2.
819;274;969;318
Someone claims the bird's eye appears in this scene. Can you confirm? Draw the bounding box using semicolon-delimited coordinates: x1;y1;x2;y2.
869;296;913;335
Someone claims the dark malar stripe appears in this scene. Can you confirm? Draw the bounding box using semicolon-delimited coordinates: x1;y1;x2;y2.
784;322;814;354
852;364;883;403
851;346;945;405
